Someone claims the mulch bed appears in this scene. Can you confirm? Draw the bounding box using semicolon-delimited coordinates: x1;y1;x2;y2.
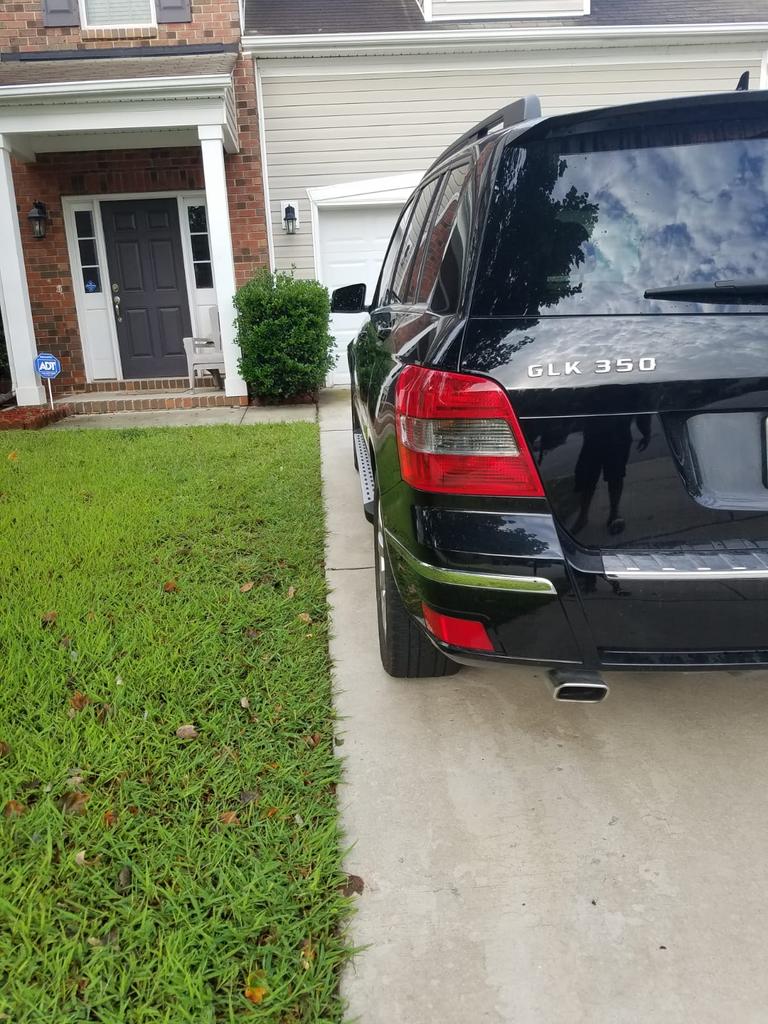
0;405;71;431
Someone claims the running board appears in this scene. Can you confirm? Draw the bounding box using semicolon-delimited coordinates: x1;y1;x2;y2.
353;429;375;523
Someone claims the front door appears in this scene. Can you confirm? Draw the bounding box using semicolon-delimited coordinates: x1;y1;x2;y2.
101;198;191;378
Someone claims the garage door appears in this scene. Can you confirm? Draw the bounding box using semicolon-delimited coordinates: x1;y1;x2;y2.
318;206;401;386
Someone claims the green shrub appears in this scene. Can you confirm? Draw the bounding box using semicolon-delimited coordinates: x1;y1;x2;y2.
234;269;335;400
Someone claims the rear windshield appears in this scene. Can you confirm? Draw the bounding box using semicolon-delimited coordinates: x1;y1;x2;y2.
473;115;768;316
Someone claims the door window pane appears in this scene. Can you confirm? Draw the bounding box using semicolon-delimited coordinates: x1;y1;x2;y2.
187;204;213;291
193;263;214;289
83;0;153;25
74;207;102;295
389;178;441;306
416;164;471;305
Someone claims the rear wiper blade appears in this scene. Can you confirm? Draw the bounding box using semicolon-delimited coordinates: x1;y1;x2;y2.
644;279;768;303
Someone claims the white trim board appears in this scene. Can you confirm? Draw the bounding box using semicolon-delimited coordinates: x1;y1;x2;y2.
256;43;767;79
244;22;768;57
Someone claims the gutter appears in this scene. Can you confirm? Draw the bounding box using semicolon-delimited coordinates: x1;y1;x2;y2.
0;74;234;101
243;22;768;56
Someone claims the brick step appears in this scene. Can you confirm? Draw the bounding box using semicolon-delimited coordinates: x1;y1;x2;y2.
57;388;246;416
68;376;219;394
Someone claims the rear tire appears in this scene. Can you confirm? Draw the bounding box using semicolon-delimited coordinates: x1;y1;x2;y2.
374;499;460;679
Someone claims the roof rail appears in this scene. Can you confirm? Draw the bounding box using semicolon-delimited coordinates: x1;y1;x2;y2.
426;94;542;174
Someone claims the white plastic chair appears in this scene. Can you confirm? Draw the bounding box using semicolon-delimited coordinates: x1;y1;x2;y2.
183;307;225;389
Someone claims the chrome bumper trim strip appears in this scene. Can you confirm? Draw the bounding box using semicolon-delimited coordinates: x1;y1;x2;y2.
385;531;557;595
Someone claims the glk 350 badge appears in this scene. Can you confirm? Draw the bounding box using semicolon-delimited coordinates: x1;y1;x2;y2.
527;357;658;378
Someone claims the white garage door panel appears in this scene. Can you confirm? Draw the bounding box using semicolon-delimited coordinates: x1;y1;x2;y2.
318;206;401;386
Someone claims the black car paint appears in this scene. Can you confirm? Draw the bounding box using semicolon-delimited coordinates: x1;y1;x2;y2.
346;90;768;672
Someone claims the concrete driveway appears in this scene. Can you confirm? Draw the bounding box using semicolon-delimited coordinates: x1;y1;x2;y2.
320;388;768;1024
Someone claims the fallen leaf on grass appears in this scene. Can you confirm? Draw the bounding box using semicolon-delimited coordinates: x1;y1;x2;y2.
239;789;260;805
96;703;112;724
3;800;25;818
162;580;178;593
41;610;58;628
304;732;322;749
239;696;250;709
287;586;297;599
297;612;312;625
74;850;100;868
69;691;90;712
103;810;117;828
245;987;267;1005
0;741;10;758
265;807;279;819
7;451;18;462
127;805;140;816
60;792;89;816
239;581;255;593
300;939;316;970
176;724;199;741
116;867;132;894
219;811;241;826
341;874;365;898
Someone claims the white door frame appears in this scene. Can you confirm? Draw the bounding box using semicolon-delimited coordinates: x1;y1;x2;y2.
62;190;209;382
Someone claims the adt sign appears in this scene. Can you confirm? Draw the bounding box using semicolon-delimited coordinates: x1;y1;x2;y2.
34;353;62;380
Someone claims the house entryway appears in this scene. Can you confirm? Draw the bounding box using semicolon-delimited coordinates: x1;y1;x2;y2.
101;198;192;379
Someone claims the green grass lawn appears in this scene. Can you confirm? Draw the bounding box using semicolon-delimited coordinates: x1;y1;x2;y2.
0;424;351;1023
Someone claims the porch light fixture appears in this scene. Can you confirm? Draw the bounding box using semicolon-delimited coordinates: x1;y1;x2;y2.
282;201;298;235
27;201;49;240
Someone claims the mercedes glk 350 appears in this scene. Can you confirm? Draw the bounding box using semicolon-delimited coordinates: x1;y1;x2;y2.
333;85;768;702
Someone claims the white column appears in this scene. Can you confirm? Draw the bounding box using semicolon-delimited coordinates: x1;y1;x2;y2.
0;135;45;407
198;125;248;399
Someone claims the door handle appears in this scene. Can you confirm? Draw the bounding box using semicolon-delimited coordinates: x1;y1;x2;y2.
112;293;123;324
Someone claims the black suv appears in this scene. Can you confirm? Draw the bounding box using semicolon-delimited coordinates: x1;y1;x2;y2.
332;87;768;702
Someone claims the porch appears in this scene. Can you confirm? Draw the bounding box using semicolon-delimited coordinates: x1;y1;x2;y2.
0;51;249;406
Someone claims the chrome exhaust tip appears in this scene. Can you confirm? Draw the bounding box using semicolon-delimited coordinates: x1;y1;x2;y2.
547;670;609;703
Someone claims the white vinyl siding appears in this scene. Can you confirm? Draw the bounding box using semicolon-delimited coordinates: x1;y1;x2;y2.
81;0;153;26
430;0;587;20
258;44;766;279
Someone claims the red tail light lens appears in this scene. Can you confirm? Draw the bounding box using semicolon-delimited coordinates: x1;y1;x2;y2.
395;365;544;497
422;604;494;652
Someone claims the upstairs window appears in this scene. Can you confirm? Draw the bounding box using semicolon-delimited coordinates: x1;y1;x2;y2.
80;0;155;27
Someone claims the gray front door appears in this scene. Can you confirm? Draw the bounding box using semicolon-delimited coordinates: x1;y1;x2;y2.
101;198;191;378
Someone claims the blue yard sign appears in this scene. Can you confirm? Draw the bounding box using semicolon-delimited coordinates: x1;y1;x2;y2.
34;352;62;409
34;353;62;380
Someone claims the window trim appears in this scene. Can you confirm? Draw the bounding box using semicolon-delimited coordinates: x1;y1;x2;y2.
78;0;157;29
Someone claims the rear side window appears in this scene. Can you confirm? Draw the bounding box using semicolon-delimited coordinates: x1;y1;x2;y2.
416;164;472;307
473;115;768;316
387;178;441;305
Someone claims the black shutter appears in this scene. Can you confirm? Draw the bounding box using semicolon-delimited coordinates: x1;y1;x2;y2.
155;0;192;23
42;0;80;26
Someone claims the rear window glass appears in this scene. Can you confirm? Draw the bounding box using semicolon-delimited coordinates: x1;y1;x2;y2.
473;116;768;316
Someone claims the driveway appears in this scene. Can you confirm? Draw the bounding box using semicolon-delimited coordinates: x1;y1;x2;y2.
320;388;768;1024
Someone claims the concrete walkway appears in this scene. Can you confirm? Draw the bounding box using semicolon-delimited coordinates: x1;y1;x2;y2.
320;388;768;1024
48;403;316;429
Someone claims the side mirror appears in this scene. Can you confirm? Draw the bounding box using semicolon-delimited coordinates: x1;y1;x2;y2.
331;283;367;313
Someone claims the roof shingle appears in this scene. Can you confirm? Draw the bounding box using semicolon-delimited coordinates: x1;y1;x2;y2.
244;0;766;36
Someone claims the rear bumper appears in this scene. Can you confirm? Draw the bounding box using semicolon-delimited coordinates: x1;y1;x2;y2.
382;497;768;672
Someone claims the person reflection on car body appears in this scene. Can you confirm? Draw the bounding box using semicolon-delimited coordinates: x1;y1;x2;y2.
572;415;651;536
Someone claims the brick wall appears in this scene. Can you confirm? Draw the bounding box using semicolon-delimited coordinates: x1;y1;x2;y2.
10;58;269;394
1;0;240;52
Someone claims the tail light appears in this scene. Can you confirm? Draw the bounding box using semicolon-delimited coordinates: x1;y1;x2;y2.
422;604;494;652
395;365;544;497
